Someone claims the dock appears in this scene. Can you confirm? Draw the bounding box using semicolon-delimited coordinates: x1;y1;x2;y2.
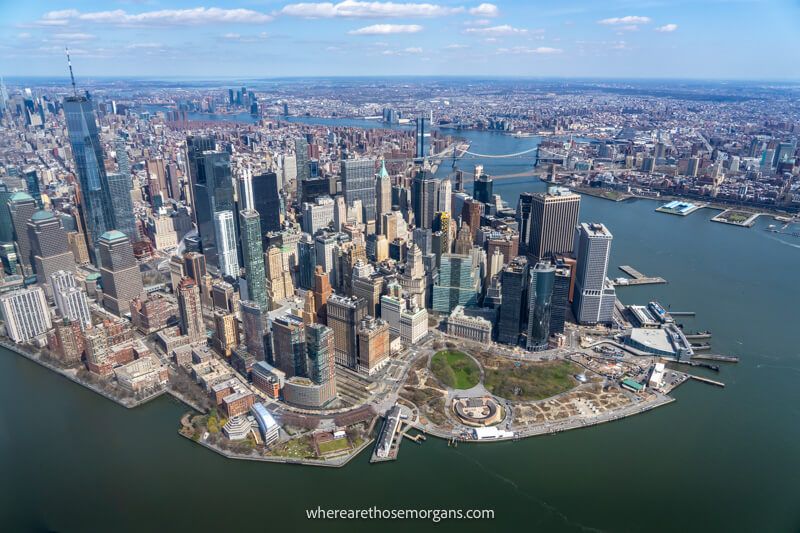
670;311;695;317
685;332;712;340
614;265;667;286
689;375;726;388
692;354;739;363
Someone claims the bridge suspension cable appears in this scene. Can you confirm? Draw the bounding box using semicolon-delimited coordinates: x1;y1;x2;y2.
460;147;539;158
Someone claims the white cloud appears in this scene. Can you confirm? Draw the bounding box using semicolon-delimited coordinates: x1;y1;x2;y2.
497;46;562;55
445;43;469;49
382;46;424;55
52;33;96;41
655;23;678;32
282;1;464;19
125;42;164;49
37;7;273;26
597;16;651;25
468;3;499;17
349;23;423;34
465;24;527;35
222;33;242;40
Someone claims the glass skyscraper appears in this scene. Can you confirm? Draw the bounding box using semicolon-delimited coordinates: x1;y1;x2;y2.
526;262;555;351
432;253;478;313
64;96;114;262
497;256;529;345
106;172;136;242
342;159;377;223
239;209;267;310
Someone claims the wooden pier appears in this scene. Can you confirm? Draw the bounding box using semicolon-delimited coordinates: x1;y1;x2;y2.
614;265;667;286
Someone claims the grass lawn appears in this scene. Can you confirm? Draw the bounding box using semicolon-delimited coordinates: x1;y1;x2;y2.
317;438;351;455
266;436;315;459
484;360;579;401
431;350;480;389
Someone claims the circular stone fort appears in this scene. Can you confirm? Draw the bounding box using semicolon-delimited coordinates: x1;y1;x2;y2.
452;396;503;427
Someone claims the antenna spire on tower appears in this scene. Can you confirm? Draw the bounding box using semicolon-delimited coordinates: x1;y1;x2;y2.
65;46;77;97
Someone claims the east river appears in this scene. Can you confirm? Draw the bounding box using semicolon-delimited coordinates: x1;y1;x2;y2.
2;117;799;532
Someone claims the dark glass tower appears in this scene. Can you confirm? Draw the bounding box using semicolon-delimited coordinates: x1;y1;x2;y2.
186;136;234;270
473;172;494;205
239;209;267;310
106;172;137;242
251;172;281;235
64;96;114;262
497;256;529;345
526;262;555;351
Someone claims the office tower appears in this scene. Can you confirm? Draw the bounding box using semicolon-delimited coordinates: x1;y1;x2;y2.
106;172;137;242
326;294;367;369
23;169;42;207
115;138;131;179
497;256;529;345
352;262;384;317
305;323;336;402
438;178;452;216
413;227;433;256
550;262;572;336
453;222;473;255
461;198;482;242
272;314;307;377
211;280;238;314
66;231;90;265
177;277;206;345
313;265;332;323
432;211;451;253
573;223;616;325
473;166;494;205
401;301;428;344
302;196;335;236
375;160;392;234
357;317;390;374
687;157;700;177
98;230;144;316
240;299;270;361
214;210;239;278
250;171;282;235
526;262;556;351
239;210;267;310
516;192;534;253
212;310;239;358
528;188;581;260
315;232;336;276
64;95;113;260
295;137;310;195
8;191;37;273
411;169;439;230
415;117;428;159
342;159;377;224
264;245;293;309
432;254;478;313
50;270;91;329
297;234;316;290
186;137;234;269
0;181;14;243
0;286;51;343
27;210;76;287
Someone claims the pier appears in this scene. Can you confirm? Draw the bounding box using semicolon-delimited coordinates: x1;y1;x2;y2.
689;375;726;388
685;332;712;340
614;265;667;286
670;311;696;317
692;354;739;363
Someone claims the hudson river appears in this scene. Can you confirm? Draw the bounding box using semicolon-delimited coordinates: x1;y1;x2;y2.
2;120;799;532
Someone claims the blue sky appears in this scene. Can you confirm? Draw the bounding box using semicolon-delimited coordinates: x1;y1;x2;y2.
1;1;799;79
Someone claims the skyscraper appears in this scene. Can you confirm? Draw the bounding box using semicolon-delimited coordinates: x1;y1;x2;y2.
23;169;42;208
186;136;234;270
326;294;367;369
106;172;137;242
516;192;534;254
375;160;392;234
0;181;14;243
415;117;428;159
51;270;91;329
526;262;555;351
27;210;76;288
305;323;336;402
213;210;239;278
528;188;581;260
250;171;282;235
573;223;616;325
342;159;377;224
497;256;529;345
432;254;478;313
473;166;494;205
240;299;270;361
98;230;144;316
177;277;205;345
271;314;306;377
357;317;390;374
239;210;267;310
64;95;114;261
8;191;38;273
411;169;439;230
550;261;572;336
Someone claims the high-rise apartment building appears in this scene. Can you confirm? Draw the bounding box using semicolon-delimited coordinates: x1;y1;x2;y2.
0;286;51;343
239;210;267;310
177;277;206;345
213;210;239;278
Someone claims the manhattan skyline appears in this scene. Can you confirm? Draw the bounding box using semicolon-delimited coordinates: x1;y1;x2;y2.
1;1;799;80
